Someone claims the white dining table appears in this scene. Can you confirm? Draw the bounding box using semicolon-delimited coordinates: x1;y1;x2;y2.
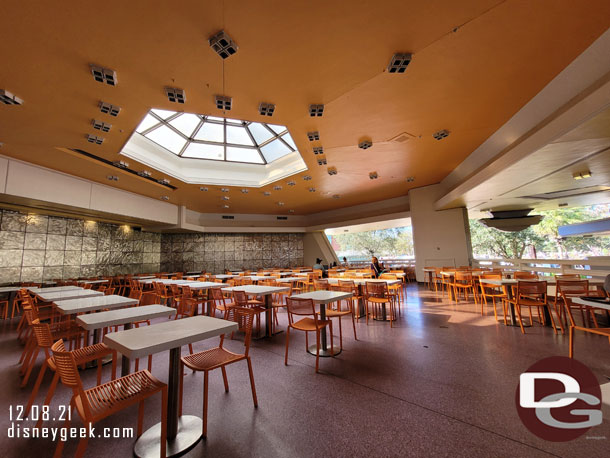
55;294;138;315
28;285;83;293
36;289;104;302
78;279;109;285
291;290;353;357
103;316;238;458
571;296;610;311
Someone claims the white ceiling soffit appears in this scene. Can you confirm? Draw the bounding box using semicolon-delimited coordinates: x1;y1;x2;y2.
435;27;610;210
324;217;412;235
120;133;307;187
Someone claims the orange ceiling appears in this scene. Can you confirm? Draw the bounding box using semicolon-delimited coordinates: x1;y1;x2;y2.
0;0;608;215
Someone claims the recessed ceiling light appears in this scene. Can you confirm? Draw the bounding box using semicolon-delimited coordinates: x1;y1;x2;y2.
240;188;249;194
86;134;104;145
92;119;112;132
277;202;285;206
387;53;412;74
580;171;592;178
317;156;327;165
327;167;337;175
223;204;230;209
303;175;312;181
112;160;129;169
220;188;229;192
165;87;186;104
209;30;238;59
573;171;592;180
308;187;316;192
273;185;282;191
358;140;372;150
106;175;119;181
308;104;324;117
287;181;296;186
160;195;169;201
258;102;275;116
0;89;24;105
158;178;171;185
289;209;295;213
332;194;340;199
369;171;378;179
432;129;450;140
137;170;152;177
215;95;232;111
263;191;271;196
307;131;320;141
222;196;230;201
313;146;324;155
406;176;415;182
200;186;208;191
99;101;121;117
90;64;117;86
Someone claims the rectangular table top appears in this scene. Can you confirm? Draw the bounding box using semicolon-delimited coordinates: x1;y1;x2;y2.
483;278;604;286
276;277;305;283
28;285;82;293
36;289;104;301
103;316;238;359
213;274;237;279
139;279;194;285
181;281;223;290
133;275;156;280
243;275;272;281
571;297;610;311
55;295;138;314
291;290;353;304
78;279;109;284
327;278;402;286
76;304;175;330
0;286;24;293
222;285;289;295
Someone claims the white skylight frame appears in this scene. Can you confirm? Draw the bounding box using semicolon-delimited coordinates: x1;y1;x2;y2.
135;109;296;165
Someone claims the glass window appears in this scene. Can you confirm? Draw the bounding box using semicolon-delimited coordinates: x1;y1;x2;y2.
226;125;254;146
226;147;264;164
182;143;224;160
260;139;291;163
136;114;160;133
247;122;274;144
194;122;224;143
151;108;177;119
145;125;187;154
267;124;287;135
281;132;297;150
169;113;201;137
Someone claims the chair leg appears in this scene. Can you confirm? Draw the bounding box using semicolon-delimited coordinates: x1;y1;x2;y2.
221;366;229;392
516;305;525;334
338;316;343;350
329;321;334;357
246;357;258;407
202;371;209;438
569;325;575;358
75;428;90;457
284;327;291;366
160;386;168;458
351;307;358;341
36;372;59;429
21;347;39;387
53;403;72;458
25;360;48;416
178;362;184;417
315;330;320;373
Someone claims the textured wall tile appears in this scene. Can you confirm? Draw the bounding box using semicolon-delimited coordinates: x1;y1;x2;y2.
44;250;64;266
83;221;98;236
63;266;80;279
66;219;84;236
82;237;97;251
0;231;25;249
46;234;66;251
1;211;26;232
64;251;81;266
0;267;21;283
153;242;161;253
133;240;143;252
143;241;153;253
21;266;43;283
0;249;23;267
81;265;96;276
22;250;45;267
65;236;83;251
97;238;111;251
26;214;48;233
193;252;206;262
43;266;63;280
224;251;235;261
81;251;96;265
47;217;67;235
24;233;47;250
96;251;110;264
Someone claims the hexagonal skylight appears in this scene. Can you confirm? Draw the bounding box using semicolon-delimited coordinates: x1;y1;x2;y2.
135;109;297;165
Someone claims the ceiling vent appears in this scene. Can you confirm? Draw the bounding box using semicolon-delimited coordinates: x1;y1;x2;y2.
308;104;324;117
222;215;235;220
263;191;271;196
479;209;543;232
112;160;129;169
90;64;117;86
273;185;283;191
240;188;249;194
358;140;372;150
209;30;238;59
92;119;112;132
387;53;412;73
258;103;275;116
389;132;415;143
215;95;232;110
277;216;288;220
87;134;104;145
222;196;230;201
369;171;378;179
303;175;312;181
308;187;316;192
406;176;415;182
317;156;327;165
160;195;170;201
287;180;296;186
137;170;152;178
158;178;171;185
165;87;186;104
307;131;320;141
433;129;450;140
0;89;23;105
327;167;337;176
99;101;121;117
313;146;324;155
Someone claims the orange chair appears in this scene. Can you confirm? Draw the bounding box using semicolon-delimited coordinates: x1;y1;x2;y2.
210;287;234;317
313;278;329;290
284;297;333;373
514;271;538;280
478;274;506;320
451;271;474;302
327;283;358;348
556;280;591;329
51;340;168;458
365;282;396;327
233;290;266;336
178;306;258;438
506;281;558;334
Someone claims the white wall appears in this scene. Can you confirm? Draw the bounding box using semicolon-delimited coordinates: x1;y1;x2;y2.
410;184;472;281
303;232;339;266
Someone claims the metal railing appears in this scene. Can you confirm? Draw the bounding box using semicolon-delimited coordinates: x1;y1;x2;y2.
473;257;610;281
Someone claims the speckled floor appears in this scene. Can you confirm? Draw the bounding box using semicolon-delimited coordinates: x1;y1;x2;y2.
1;284;609;457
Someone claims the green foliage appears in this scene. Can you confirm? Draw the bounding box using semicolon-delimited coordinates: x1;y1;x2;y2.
332;227;413;257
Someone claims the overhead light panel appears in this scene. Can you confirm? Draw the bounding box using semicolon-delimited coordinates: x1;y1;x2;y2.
369;171;378;179
308;187;316;192
303;175;312;181
406;176;415;182
387;53;412;74
113;160;129;169
209;30;238;59
137;170;152;177
215;95;232;111
220;187;229;192
432;129;450;140
99;101;121;117
165;87;186;104
223;204;230;209
273;185;283;191
263;191;271;196
0;89;23;105
87;134;104;145
313;146;324;155
277;201;285;206
222;196;230;201
258;103;275;117
160;195;170;201
90;64;117;86
317;156;327;165
327;167;337;176
106;175;119;181
92;119;112;132
240;188;249;194
158;178;171;185
287;180;296;186
307;131;320;141
358;140;372;150
308;104;324;117
573;171;592;180
200;187;208;191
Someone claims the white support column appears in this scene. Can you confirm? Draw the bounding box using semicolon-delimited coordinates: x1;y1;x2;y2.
410;184;472;282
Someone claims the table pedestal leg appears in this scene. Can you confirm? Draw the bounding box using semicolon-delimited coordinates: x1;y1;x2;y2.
120;323;132;376
307;302;341;357
134;347;202;458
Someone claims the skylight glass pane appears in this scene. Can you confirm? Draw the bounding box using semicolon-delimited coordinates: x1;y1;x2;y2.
151;108;177;119
226;147;264;164
194;122;224;142
281;132;297;150
206;116;224;122
267;124;287;135
226;125;254;146
145;125;187;154
182;143;224;160
247;122;274;144
136;114;160;133
261;139;291;163
169;113;201;137
226;118;244;125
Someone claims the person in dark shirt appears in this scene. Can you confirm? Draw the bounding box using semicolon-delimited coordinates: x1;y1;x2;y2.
370;256;384;278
